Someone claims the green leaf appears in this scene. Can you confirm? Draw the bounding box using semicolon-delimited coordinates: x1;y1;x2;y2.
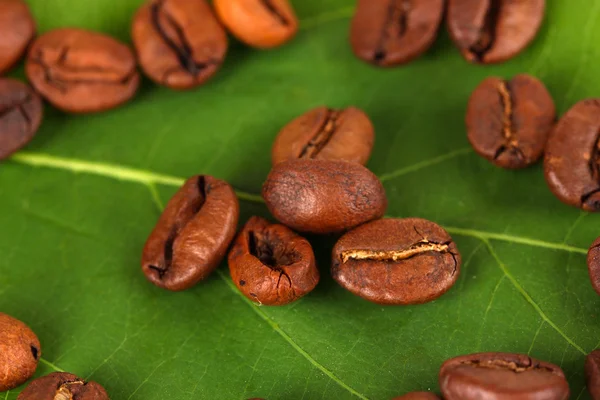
2;1;600;399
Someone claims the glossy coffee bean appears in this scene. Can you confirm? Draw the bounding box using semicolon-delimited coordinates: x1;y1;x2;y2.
350;0;444;66
0;79;43;160
392;393;441;400
25;28;139;113
0;313;40;391
228;216;319;305
262;159;387;234
586;350;600;400
17;372;108;400
142;175;239;291
439;352;570;400
132;0;228;90
544;99;600;211
447;0;545;64
271;106;374;165
466;74;555;169
587;237;600;295
332;218;460;305
0;0;35;75
214;0;298;49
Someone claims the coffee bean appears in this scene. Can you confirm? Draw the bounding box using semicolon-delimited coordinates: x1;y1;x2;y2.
439;352;570;400
586;350;600;400
466;74;555;169
228;216;319;305
0;78;43;160
17;372;109;400
132;0;228;90
271;106;375;165
0;313;40;391
25;28;139;113
332;218;460;305
392;393;441;400
0;0;35;75
447;0;545;64
544;99;600;211
142;175;239;291
587;237;600;295
262;159;387;234
350;0;444;66
214;0;298;49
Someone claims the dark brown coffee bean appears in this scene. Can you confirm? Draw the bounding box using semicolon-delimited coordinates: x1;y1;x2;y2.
0;78;43;160
392;393;441;400
17;372;109;400
142;175;239;291
586;350;600;400
544;99;600;211
214;0;298;49
0;313;40;391
262;159;387;234
447;0;545;64
587;237;600;296
466;74;555;169
0;0;35;75
439;352;570;400
350;0;444;66
132;0;228;90
228;216;319;305
332;218;460;305
271;106;375;165
25;28;139;113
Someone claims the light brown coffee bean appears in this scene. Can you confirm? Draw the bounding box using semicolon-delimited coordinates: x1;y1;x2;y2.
0;313;41;391
0;0;35;75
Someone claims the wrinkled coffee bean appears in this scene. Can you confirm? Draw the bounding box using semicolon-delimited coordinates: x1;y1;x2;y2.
214;0;298;49
228;216;319;305
0;79;43;160
332;218;460;305
544;99;600;211
447;0;546;64
586;350;600;400
132;0;228;90
350;0;445;66
0;0;35;75
587;237;600;295
467;74;555;169
439;352;570;400
271;106;375;165
262;159;387;234
25;28;139;113
142;175;239;291
392;393;441;400
17;372;109;400
0;313;41;391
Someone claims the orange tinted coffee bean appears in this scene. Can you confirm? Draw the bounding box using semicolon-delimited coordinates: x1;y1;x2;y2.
0;313;41;391
0;0;35;75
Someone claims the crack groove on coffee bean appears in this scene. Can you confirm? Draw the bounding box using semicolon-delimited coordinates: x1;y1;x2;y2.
54;379;85;400
298;109;340;158
470;0;500;62
462;357;554;373
259;0;290;25
494;80;525;161
580;126;600;207
374;0;411;63
340;241;450;263
247;230;294;288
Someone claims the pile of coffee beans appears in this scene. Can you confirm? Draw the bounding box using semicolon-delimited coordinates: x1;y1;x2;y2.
2;0;600;398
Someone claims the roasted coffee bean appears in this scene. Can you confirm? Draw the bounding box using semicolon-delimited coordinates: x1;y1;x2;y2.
350;0;444;66
466;74;555;169
392;393;441;400
439;352;570;400
142;175;239;291
0;0;35;75
544;99;600;211
586;350;600;400
132;0;228;90
0;78;43;160
447;0;545;64
0;313;40;391
17;372;109;400
262;159;387;234
332;218;460;305
228;216;319;305
214;0;298;49
25;28;139;113
587;237;600;295
271;106;375;165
